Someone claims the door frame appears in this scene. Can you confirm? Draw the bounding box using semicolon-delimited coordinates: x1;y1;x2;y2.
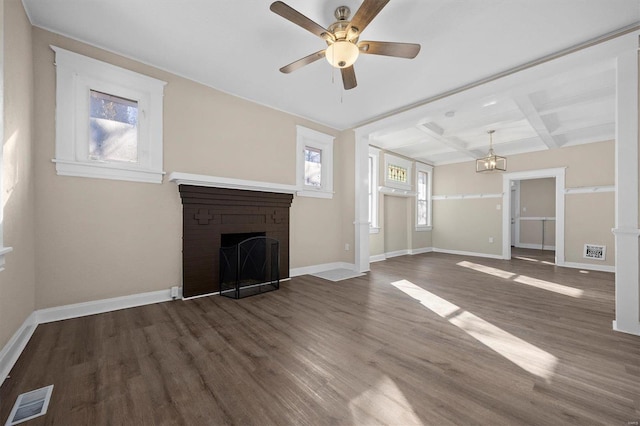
502;168;565;264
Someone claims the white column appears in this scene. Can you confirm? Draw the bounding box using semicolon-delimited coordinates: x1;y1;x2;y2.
612;47;640;336
354;132;371;273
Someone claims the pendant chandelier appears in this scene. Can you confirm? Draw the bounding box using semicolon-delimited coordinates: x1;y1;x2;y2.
476;130;506;172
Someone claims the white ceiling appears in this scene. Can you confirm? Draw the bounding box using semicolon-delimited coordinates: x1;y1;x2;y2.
22;0;640;164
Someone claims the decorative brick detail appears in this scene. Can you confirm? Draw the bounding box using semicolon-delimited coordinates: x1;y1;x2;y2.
194;208;214;225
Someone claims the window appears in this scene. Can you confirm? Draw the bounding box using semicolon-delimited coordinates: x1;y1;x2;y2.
0;9;13;271
368;146;380;233
296;125;334;198
52;46;166;183
415;162;433;230
304;147;322;187
383;153;412;191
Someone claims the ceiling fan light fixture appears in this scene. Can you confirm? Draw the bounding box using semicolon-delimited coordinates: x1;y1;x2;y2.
326;40;359;68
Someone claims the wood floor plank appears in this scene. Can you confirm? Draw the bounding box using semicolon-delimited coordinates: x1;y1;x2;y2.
1;249;639;425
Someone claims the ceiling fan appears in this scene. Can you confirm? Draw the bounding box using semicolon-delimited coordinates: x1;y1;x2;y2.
270;0;421;90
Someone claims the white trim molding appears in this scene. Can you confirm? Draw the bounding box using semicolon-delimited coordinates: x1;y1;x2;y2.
563;261;615;273
565;185;615;194
369;247;433;263
378;186;416;197
296;125;334;199
502;168;566;266
52;46;167;184
0;312;38;385
290;262;356;277
168;172;299;194
432;193;503;200
612;39;640;336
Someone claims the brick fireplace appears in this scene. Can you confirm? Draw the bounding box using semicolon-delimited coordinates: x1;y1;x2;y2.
177;183;294;298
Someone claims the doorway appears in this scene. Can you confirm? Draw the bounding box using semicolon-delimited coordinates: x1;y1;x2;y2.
502;168;565;265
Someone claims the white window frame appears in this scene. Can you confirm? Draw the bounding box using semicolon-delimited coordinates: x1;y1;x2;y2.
0;5;13;271
296;125;334;199
368;146;380;233
383;153;413;191
52;46;166;184
415;162;433;231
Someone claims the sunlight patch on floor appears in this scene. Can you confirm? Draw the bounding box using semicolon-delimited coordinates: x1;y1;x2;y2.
391;279;558;381
349;375;424;425
457;261;584;298
514;256;555;266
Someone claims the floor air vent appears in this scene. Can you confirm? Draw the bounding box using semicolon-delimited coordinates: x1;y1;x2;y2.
5;385;53;425
583;244;606;260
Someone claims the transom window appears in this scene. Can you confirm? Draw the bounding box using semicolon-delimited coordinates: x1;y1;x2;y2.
388;164;407;183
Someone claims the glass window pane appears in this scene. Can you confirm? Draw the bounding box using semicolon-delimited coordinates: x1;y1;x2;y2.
304;147;322;187
388;164;407;183
418;171;427;200
418;200;427;225
89;90;138;163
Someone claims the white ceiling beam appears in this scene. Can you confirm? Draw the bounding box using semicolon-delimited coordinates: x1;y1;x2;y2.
416;123;480;159
513;95;559;149
536;85;614;115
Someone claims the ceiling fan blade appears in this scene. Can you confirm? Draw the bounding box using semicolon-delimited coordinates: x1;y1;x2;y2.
346;0;390;37
270;1;332;40
341;66;357;90
358;41;421;59
279;50;326;74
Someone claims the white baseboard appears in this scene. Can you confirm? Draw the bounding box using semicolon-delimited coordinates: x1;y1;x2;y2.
0;312;38;385
562;261;615;273
409;247;433;255
515;243;556;251
290;262;356;277
432;248;504;260
370;247;433;263
36;289;173;324
0;288;175;386
384;249;410;259
612;320;640;336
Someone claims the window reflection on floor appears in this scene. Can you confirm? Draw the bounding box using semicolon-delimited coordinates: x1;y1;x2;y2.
391;279;558;381
457;261;584;298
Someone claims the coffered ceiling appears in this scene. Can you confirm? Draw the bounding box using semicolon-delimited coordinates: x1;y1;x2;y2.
21;0;640;164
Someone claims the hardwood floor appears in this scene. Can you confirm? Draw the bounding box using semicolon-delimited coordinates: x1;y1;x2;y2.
1;250;639;425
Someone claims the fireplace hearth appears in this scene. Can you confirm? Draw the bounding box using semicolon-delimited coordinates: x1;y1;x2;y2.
178;185;293;298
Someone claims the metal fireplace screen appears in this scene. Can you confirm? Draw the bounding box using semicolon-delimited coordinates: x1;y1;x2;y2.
219;236;280;299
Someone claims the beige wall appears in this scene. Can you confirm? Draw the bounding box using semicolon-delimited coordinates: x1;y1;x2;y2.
0;0;36;349
384;195;408;253
519;178;556;247
433;141;615;265
31;28;354;309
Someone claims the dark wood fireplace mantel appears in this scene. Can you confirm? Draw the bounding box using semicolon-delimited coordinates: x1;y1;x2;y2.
178;185;293;298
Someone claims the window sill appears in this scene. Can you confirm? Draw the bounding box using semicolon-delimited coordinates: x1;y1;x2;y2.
297;189;334;199
53;159;165;184
415;226;432;232
0;246;14;272
370;227;380;234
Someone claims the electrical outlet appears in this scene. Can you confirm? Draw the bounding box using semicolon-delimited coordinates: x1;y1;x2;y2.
489;237;494;243
345;243;350;251
496;204;501;210
170;286;179;299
